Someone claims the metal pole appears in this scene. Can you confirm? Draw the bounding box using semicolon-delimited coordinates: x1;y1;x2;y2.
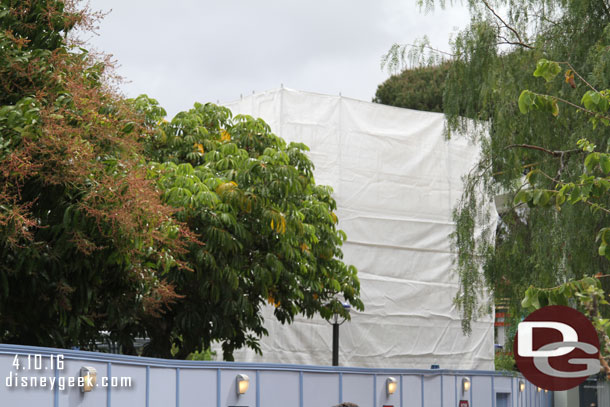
332;322;339;366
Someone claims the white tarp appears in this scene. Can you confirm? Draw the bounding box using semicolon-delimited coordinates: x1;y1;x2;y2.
222;88;495;370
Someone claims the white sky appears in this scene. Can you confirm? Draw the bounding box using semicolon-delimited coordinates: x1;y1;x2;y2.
84;1;471;118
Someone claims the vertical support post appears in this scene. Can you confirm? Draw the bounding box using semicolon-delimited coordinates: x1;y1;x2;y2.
373;374;377;406
176;367;180;407
256;370;260;407
400;375;404;407
339;372;343;403
216;369;221;407
146;366;150;407
332;323;339;366
107;362;112;407
54;359;59;407
299;371;304;407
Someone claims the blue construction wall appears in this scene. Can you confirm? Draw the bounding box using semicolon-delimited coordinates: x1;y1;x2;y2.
0;344;552;407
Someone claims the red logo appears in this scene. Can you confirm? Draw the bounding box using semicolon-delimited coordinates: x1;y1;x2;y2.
514;305;600;391
459;401;469;407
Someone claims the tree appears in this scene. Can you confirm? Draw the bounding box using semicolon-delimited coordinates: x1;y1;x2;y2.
373;62;450;113
0;0;186;351
515;59;610;376
384;0;610;370
131;97;364;359
0;0;363;359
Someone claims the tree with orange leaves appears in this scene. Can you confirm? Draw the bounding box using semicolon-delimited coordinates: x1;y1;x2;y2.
0;0;187;352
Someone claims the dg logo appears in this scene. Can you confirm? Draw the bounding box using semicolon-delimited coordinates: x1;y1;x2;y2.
514;305;600;391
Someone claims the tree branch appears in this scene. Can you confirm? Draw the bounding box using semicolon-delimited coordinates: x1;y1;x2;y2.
530;11;560;28
482;0;533;49
537;276;608;291
583;200;610;215
401;43;455;58
527;90;610;122
504;144;580;157
557;61;598;92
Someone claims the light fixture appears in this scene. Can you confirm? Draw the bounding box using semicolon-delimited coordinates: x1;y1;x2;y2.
329;301;352;366
386;377;397;396
519;381;525;392
462;377;471;395
80;366;97;393
537;386;542;392
236;374;250;395
544;389;548;393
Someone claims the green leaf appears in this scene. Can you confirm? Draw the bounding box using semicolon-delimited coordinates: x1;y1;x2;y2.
331;279;341;291
533;59;562;82
513;189;529;204
518;90;534;114
555;188;566;206
599;242;607;257
581;90;610;113
581;91;594;109
600;154;610;173
531;293;541;309
551;99;559;117
521;294;531;309
79;316;95;327
532;190;549;206
122;122;135;133
584;153;599;172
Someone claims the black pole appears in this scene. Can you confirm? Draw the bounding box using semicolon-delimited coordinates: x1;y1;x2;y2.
332;322;339;366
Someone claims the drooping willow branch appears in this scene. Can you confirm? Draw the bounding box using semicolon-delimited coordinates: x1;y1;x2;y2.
504;144;580;157
481;0;533;49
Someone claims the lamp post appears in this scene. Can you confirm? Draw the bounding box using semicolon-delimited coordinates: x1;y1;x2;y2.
329;302;351;366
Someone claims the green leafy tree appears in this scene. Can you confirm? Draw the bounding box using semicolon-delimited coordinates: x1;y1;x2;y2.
374;62;450;113
515;59;610;376
131;97;363;359
383;0;610;370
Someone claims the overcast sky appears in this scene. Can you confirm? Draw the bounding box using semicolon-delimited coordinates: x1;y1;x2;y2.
84;1;471;118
